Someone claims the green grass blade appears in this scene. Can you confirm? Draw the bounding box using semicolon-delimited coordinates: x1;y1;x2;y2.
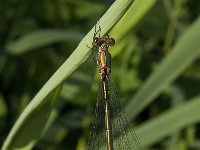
137;95;200;147
126;17;200;118
111;0;156;40
2;84;63;150
6;29;83;54
2;0;135;149
110;0;156;57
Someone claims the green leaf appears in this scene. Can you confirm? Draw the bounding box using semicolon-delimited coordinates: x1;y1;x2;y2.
126;17;200;118
2;84;63;150
6;29;83;54
110;0;156;57
2;0;135;149
111;0;156;40
137;95;200;147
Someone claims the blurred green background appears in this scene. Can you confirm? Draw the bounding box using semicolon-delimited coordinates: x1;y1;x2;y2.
1;0;200;149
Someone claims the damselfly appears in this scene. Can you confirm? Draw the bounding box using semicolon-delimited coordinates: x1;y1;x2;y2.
88;25;142;150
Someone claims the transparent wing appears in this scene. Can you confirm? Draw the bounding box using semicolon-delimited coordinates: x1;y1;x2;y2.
91;46;99;65
108;77;142;150
88;83;106;150
88;77;142;150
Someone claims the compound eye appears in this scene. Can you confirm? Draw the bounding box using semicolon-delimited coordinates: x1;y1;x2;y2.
92;37;99;46
108;38;115;46
94;37;98;42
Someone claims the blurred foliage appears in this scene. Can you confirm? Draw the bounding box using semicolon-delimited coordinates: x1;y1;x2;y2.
1;0;200;150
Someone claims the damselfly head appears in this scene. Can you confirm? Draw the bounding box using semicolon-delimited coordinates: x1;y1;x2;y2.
92;36;115;48
92;37;106;47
